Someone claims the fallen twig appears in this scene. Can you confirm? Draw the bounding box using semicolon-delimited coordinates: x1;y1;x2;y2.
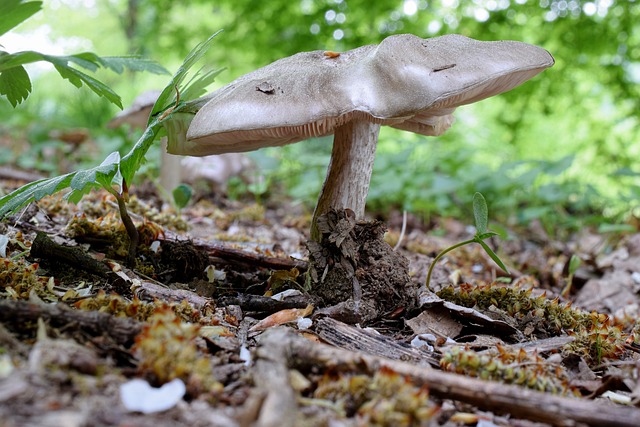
131;279;211;308
0;300;142;346
163;230;308;272
218;293;318;313
30;232;112;277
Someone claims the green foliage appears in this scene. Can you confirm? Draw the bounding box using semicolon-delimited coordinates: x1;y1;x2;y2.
0;50;168;108
426;193;509;290
0;56;30;106
0;0;41;37
148;30;224;121
273;134;603;232
568;254;581;277
2;1;639;232
172;184;193;210
0;32;222;219
0;1;169;108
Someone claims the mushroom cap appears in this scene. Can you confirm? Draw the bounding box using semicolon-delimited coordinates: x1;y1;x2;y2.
176;34;554;156
108;90;162;129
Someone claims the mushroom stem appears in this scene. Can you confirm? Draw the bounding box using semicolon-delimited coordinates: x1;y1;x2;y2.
159;137;182;192
311;120;381;241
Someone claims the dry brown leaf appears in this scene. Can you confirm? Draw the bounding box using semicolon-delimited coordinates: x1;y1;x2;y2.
249;304;314;332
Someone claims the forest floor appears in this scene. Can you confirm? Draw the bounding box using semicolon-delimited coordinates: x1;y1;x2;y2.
1;171;640;427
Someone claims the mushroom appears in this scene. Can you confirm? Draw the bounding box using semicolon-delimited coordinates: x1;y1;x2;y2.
169;34;554;240
108;90;183;192
109;90;252;193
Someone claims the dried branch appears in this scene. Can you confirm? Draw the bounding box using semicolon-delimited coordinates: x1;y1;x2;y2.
164;230;308;272
0;300;141;346
30;232;112;277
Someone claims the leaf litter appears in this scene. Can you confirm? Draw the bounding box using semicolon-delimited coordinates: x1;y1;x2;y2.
0;182;639;426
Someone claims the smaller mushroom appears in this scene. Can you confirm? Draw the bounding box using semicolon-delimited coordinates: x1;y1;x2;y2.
170;34;553;240
109;91;252;194
109;90;183;192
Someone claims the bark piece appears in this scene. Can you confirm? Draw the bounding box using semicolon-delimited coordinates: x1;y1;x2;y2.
315;317;438;367
253;332;298;427
218;293;318;313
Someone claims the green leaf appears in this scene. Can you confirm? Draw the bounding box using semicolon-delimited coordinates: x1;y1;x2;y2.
172;184;193;209
50;53;101;72
53;64;123;108
180;66;225;101
122;31;222;183
0;63;31;107
0;51;168;75
0;173;74;219
98;56;170;75
70;151;120;192
543;155;574;176
0;51;168;108
33;174;73;200
94;153;124;191
150;30;222;121
0;51;56;71
0;151;126;218
0;50;44;71
477;240;510;275
119;120;163;186
476;231;498;240
0;1;42;37
473;192;489;235
596;223;636;233
611;167;640;177
568;254;581;276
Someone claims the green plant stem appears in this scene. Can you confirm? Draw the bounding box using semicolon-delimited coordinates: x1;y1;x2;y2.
425;238;475;290
114;192;138;266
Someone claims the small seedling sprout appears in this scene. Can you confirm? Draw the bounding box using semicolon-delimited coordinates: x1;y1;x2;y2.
560;254;582;298
425;192;510;290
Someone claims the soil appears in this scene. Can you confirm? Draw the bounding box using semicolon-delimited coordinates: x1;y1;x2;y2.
308;208;416;323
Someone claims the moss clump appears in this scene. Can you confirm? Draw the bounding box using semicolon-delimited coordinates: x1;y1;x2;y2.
67;211;168;260
437;283;627;365
441;345;579;395
132;304;221;397
0;258;51;300
75;291;203;323
74;290;156;321
66;212;130;258
311;366;439;426
126;195;189;232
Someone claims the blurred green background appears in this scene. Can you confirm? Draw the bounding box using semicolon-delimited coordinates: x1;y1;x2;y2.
1;0;639;233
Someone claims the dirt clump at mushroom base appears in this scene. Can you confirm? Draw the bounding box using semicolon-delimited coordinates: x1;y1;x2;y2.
307;209;417;323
